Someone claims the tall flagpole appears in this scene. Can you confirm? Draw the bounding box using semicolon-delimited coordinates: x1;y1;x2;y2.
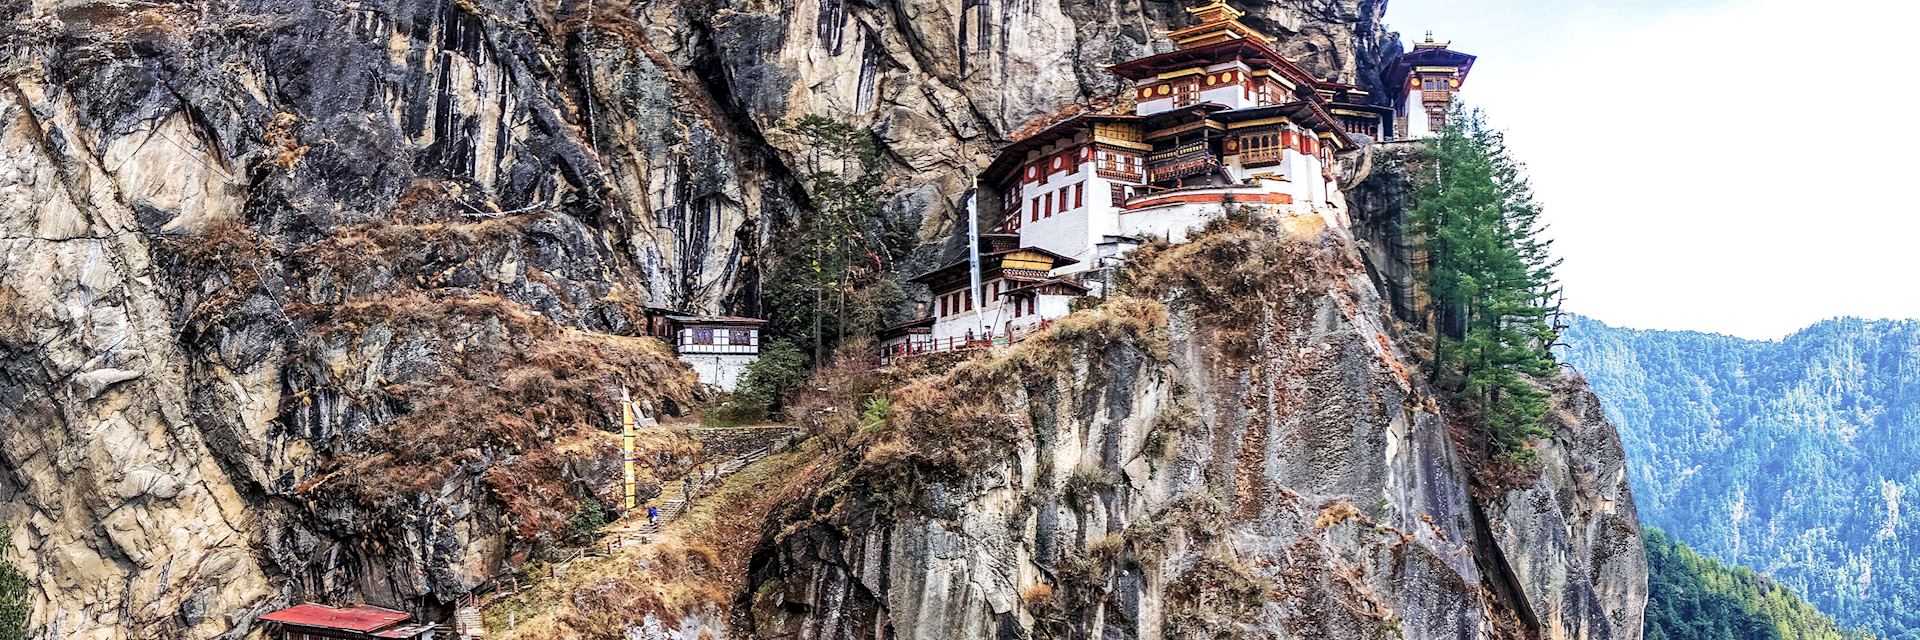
966;174;983;329
620;387;637;511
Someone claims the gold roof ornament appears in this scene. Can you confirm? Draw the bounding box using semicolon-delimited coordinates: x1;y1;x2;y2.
1165;0;1277;48
1414;30;1451;49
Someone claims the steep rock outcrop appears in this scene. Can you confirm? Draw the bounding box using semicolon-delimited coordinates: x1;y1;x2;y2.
0;1;1636;639
743;212;1646;640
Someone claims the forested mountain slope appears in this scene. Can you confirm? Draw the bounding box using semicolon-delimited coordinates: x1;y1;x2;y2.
1563;316;1920;638
1643;528;1867;640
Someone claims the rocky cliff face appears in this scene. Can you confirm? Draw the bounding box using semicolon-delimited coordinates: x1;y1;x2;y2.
0;0;1638;638
740;212;1646;640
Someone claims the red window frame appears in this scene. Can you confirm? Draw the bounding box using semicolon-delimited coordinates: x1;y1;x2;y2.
1074;182;1084;209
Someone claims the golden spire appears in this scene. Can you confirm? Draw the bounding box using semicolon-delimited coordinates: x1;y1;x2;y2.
1165;0;1276;48
1414;31;1450;49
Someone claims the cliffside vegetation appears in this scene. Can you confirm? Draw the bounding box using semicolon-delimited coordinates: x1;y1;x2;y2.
0;526;27;640
1564;316;1920;638
1410;108;1561;462
762;116;909;363
1644;528;1870;640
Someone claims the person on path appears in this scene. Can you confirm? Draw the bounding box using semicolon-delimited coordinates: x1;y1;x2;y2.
647;506;658;526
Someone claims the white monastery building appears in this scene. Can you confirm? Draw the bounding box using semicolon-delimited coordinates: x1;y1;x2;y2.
647;311;765;392
882;1;1474;359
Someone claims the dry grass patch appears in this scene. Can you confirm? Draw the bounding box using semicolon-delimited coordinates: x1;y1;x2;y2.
484;440;825;639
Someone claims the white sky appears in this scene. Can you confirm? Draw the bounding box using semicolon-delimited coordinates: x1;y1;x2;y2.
1383;0;1920;339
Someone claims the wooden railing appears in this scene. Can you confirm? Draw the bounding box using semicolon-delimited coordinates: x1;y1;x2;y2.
877;321;1053;364
1238;146;1284;166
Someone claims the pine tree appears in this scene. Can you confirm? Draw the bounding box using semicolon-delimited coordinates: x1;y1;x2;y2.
1410;106;1562;461
762;116;910;360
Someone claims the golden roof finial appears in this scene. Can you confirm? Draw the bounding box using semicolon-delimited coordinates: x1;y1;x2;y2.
1167;0;1274;48
1186;0;1245;24
1415;31;1450;49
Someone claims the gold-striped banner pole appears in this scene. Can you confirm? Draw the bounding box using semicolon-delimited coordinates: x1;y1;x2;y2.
621;387;638;511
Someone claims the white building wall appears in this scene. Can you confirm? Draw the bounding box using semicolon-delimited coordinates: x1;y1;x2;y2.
1137;95;1176;116
1017;157;1112;272
1404;90;1435;138
1119;199;1233;244
681;353;758;392
1006;294;1077;335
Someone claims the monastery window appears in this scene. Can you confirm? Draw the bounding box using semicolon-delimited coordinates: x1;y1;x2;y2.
1066;149;1080;175
1044;192;1053;218
1074;182;1084;209
1026;297;1037;315
1256;80;1272;105
1057;186;1070;212
1031;197;1040;222
965;293;974;311
692;328;714;345
1420;76;1450;93
1173;77;1200;107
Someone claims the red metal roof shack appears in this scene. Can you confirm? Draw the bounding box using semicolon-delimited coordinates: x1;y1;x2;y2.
257;603;434;639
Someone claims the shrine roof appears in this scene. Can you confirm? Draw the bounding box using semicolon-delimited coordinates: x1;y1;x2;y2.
983;113;1143;183
259;604;411;633
663;315;769;326
1106;39;1323;89
1382;45;1476;88
909;247;1080;287
1000;278;1092;297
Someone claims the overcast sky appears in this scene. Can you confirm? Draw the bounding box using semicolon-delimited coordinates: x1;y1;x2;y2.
1381;0;1920;339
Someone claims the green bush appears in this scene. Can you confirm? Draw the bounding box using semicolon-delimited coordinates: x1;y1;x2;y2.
0;525;28;640
704;340;810;425
567;498;607;542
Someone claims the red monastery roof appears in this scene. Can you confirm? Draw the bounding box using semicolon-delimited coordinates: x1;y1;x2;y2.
982;113;1143;184
259;603;412;633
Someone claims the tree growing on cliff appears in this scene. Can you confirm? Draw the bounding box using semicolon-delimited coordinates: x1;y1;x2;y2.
762;116;910;364
0;526;28;640
1410;106;1561;462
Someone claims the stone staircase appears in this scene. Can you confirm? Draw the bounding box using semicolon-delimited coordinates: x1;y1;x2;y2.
620;432;790;535
452;604;484;638
472;428;795;612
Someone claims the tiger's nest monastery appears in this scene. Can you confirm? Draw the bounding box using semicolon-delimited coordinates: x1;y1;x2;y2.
881;2;1475;359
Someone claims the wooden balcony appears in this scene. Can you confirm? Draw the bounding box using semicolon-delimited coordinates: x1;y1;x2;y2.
1238;146;1285;166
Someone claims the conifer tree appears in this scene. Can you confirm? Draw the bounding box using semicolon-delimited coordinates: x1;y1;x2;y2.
1410;106;1562;461
763;116;910;359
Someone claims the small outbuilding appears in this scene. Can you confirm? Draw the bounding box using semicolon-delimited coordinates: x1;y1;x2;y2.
646;311;766;392
257;603;437;639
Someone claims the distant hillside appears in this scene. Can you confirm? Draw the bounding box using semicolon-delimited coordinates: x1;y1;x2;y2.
1644;528;1868;640
1563;316;1920;639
